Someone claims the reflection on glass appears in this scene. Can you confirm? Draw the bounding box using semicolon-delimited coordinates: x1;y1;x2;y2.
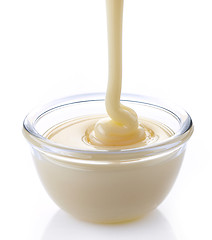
42;209;176;240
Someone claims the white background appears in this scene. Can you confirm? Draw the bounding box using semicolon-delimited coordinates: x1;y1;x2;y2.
0;0;212;239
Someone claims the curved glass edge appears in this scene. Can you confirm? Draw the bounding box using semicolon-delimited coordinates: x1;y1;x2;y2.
23;93;194;163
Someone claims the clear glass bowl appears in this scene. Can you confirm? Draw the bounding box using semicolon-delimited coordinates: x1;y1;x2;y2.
23;93;193;223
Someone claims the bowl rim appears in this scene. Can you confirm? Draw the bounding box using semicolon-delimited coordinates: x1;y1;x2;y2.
23;93;194;163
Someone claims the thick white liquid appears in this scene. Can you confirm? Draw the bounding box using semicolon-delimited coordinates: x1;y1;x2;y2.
45;115;173;150
92;0;146;146
34;118;184;223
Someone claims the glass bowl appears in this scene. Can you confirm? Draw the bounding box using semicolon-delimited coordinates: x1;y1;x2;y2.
23;93;193;223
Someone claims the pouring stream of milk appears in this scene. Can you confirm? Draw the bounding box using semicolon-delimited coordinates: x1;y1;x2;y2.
91;0;145;146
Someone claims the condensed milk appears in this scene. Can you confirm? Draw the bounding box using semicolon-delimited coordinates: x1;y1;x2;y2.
23;0;194;223
46;0;171;149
